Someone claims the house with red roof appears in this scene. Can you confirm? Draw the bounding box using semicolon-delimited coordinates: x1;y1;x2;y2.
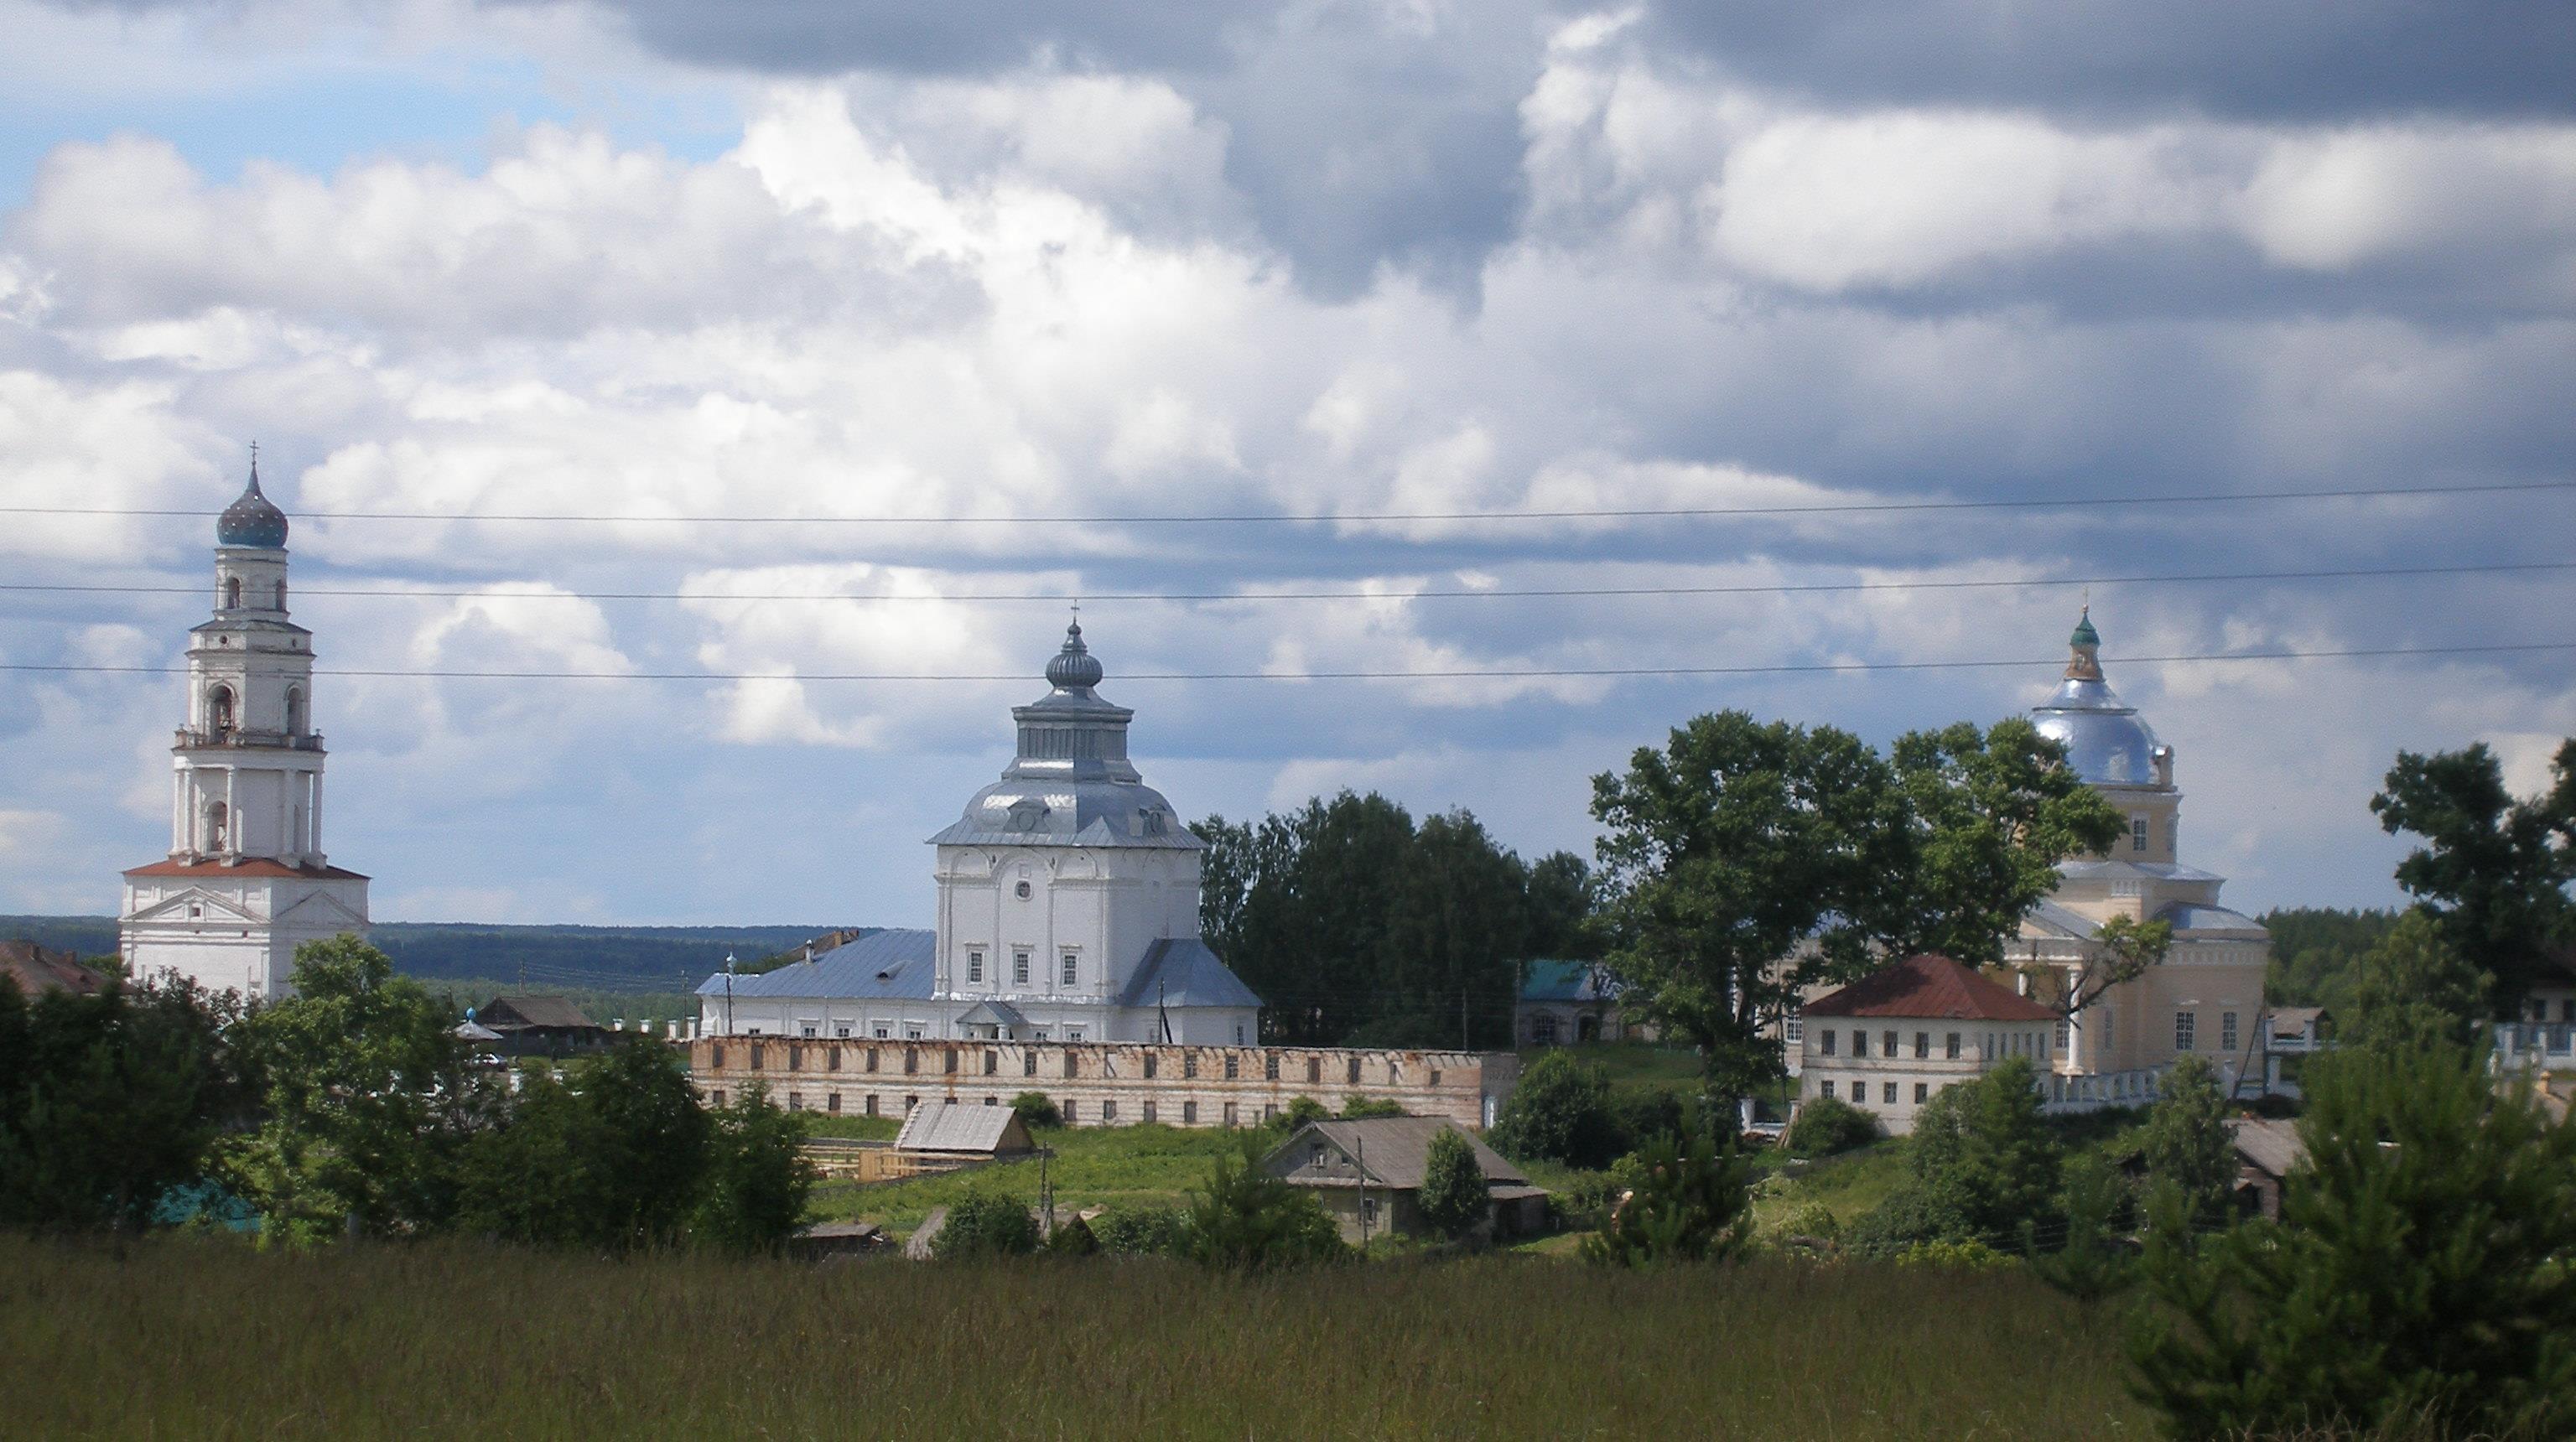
1797;953;2058;1136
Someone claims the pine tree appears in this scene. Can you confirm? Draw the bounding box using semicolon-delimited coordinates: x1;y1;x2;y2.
2137;1055;2235;1222
2127;1045;2576;1439
2033;1152;2133;1308
2348;908;2490;1053
1583;1130;1753;1268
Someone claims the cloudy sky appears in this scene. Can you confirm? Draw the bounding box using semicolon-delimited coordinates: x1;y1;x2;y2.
2;0;2570;930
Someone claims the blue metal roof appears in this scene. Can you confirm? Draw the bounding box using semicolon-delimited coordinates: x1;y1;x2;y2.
1116;937;1262;1009
695;928;937;999
1519;958;1612;1003
2153;902;2268;936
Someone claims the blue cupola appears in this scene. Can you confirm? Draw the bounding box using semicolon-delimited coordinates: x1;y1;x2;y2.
216;458;288;549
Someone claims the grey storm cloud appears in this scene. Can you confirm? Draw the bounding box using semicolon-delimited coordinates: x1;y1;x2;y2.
1639;0;2576;122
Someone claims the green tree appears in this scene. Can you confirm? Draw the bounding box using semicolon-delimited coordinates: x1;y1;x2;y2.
1590;713;1910;1130
2370;738;2575;1015
1380;811;1530;1050
0;973;242;1233
1009;1091;1062;1129
934;1190;1039;1259
2347;908;2490;1052
693;1082;813;1255
1878;718;2125;965
1908;1056;2059;1239
454;1038;710;1253
1182;1139;1345;1269
1780;1094;1880;1159
1488;1050;1623;1169
2033;1152;2134;1307
1523;850;1603;961
223;935;494;1241
1415;1127;1490;1240
2128;1046;2576;1439
1582;1130;1753;1268
2137;1056;2235;1222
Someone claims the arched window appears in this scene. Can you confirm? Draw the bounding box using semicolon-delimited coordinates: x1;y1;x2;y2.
207;686;236;733
274;579;288;611
205;801;228;851
284;687;304;736
223;577;242;609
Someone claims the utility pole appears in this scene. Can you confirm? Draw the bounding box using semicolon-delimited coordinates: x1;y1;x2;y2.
723;952;736;1038
1357;1133;1370;1251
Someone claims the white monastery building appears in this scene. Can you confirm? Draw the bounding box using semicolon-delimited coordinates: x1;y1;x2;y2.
1798;953;2059;1135
699;622;1261;1045
118;461;369;999
2013;609;2270;1081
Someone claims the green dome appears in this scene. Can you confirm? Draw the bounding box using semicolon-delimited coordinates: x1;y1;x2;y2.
2070;608;2101;648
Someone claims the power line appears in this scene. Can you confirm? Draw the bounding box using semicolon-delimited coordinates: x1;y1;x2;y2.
3;641;2569;684
3;559;2566;606
4;478;2568;526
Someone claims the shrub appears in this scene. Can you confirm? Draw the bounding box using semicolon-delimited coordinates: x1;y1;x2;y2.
1893;1237;2014;1270
1010;1092;1062;1130
1844;1183;1974;1259
691;1083;814;1257
1549;1171;1621;1229
1488;1051;1623;1169
1337;1097;1404;1120
1415;1128;1490;1240
1908;1056;2059;1238
933;1190;1039;1260
1583;1131;1753;1268
2032;1151;2133;1307
1612;1090;1686;1151
1778;1201;1841;1242
1781;1096;1879;1159
1090;1204;1188;1257
2128;1045;2576;1439
1275;1097;1330;1133
1182;1140;1345;1271
1045;1216;1100;1256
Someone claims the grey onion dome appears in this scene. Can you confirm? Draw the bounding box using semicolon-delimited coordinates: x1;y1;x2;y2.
2031;609;2168;788
1045;620;1104;691
216;461;289;548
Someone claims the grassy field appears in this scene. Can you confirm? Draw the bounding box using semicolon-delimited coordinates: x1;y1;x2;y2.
809;1122;1246;1231
0;1234;2156;1439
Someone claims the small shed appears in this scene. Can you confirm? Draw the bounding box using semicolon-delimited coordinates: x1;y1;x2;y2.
2262;1007;2331;1053
790;1221;891;1260
1263;1115;1548;1242
473;995;613;1059
893;1100;1037;1160
2226;1117;2306;1220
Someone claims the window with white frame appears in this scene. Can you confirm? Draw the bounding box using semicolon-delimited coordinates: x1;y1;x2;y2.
968;950;984;983
2220;1011;2238;1052
1820;1080;1836;1100
2055;1016;2070;1051
2131;813;2150;853
1783;1011;1802;1044
1013;950;1031;984
2175;1010;2196;1051
1062;952;1078;987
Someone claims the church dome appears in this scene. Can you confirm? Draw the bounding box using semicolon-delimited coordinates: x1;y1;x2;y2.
1045;620;1104;691
2030;608;2168;789
216;462;288;548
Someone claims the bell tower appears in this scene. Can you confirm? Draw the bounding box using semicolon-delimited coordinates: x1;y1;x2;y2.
119;452;370;999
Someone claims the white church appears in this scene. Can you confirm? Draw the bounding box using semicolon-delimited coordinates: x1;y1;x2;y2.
117;462;370;999
698;621;1261;1045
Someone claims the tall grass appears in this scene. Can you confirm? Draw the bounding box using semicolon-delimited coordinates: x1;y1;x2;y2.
1;1233;2153;1439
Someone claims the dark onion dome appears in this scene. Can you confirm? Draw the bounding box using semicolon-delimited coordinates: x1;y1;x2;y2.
1044;619;1104;691
216;462;288;548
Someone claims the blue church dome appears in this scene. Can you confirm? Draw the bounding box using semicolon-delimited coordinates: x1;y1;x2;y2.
216;462;288;548
2031;608;2168;789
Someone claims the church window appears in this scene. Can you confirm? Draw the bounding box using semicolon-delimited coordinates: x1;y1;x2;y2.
906;1028;922;1041
1015;880;1032;900
189;904;201;919
1014;950;1031;984
274;579;287;610
284;689;305;736
2220;1011;2239;1053
2131;815;2150;853
1067;1028;1083;1043
1234;1024;1245;1044
835;1024;849;1039
208;687;236;733
1062;952;1078;987
2175;1010;2197;1051
224;577;242;609
968;950;984;983
205;801;228;851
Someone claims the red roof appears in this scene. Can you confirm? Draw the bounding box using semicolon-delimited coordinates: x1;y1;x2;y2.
1;941;107;997
124;858;369;880
1802;954;2057;1022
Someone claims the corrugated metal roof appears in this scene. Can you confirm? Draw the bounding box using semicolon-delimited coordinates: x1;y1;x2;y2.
694;928;937;999
1114;937;1262;1009
2155;902;2268;935
1802;954;2058;1022
1265;1116;1525;1190
2024;900;2099;940
894;1100;1034;1154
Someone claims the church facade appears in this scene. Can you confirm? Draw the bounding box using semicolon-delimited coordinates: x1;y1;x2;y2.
699;622;1261;1045
2012;610;2271;1080
118;462;370;999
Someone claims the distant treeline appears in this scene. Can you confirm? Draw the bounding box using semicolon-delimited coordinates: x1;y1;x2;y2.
0;917;844;992
2257;906;2402;1014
